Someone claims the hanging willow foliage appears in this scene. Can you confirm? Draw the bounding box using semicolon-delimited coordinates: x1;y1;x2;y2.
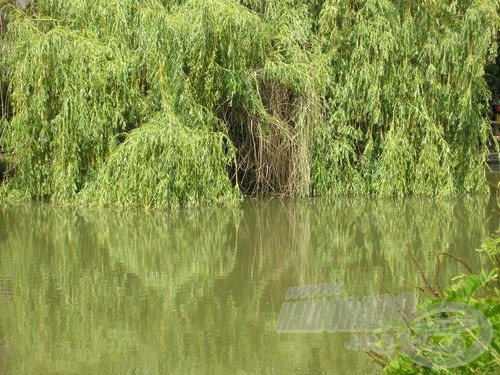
313;0;499;197
0;16;142;201
0;0;498;207
79;113;238;208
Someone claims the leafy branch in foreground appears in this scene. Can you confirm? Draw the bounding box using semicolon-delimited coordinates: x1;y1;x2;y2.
381;235;500;374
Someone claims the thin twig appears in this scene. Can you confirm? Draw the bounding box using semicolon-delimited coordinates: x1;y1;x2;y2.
410;252;441;298
438;252;475;274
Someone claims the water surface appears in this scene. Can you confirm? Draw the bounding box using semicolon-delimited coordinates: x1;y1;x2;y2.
0;196;497;374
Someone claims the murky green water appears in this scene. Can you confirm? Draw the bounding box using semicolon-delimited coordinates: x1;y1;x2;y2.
0;195;498;374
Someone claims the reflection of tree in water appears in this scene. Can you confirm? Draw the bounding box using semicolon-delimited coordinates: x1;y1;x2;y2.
0;205;241;373
225;197;489;299
0;333;11;375
0;197;492;373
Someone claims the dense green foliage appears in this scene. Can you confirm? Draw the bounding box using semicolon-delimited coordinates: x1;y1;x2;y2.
80;113;238;208
0;0;498;207
382;235;500;374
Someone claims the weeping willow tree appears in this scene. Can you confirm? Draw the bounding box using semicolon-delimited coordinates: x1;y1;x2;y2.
0;0;498;207
313;0;499;196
